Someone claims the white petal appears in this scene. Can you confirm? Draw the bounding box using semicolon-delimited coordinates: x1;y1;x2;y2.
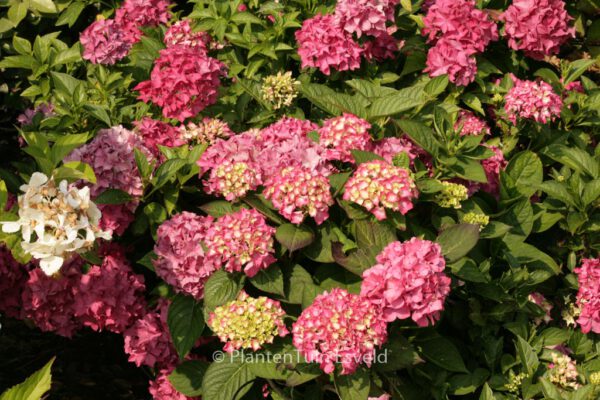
40;256;64;276
29;172;49;188
1;221;21;233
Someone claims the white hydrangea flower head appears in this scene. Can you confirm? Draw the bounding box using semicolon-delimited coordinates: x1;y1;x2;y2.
1;172;111;275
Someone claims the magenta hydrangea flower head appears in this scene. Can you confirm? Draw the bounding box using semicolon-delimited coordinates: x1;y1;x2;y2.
343;160;417;220
371;136;419;165
454;110;490;136
164;19;210;50
135;46;227;121
504;78;563;124
74;253;146;334
361;238;451;326
295;14;363;75
502;0;575;59
422;0;498;52
203;209;276;277
153;212;218;300
115;0;172;29
80;18;134;65
362;30;403;62
150;368;197;400
575;258;600;334
208;291;289;353
21;259;83;337
292;288;388;375
317;113;372;163
334;0;399;38
123;301;177;368
0;245;31;318
65;125;151;236
134;117;185;159
424;38;477;86
263;165;334;225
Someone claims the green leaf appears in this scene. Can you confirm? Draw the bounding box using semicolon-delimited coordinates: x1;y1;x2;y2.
539;378;563;400
564;59;596;85
134;148;152;180
136;251;156;271
12;36;31;55
53;44;82;66
582;179;600;206
275;224;315;252
168;294;205;359
202;359;255;400
152;159;187;192
395;120;439;156
542;144;599;178
203;270;244;311
94;189;133;205
351;150;385;165
83;104;111;126
0;55;38;69
416;333;468;373
304;222;336;263
449;258;488;283
249;265;284;296
424;75;449;98
169;360;209;397
0;180;7;210
50;71;84;96
56;1;86;26
369;94;418;118
515;336;539;376
506;151;543;197
538;181;576;207
436;224;480;262
54;161;96;184
200;201;235;217
479;383;495;400
0;357;54;400
30;0;57;13
51;133;88;165
376;335;421;372
334;368;370;400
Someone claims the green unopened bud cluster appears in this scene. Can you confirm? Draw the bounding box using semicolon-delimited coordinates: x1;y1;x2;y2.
461;212;490;229
505;371;529;393
261;71;300;110
435;182;468;209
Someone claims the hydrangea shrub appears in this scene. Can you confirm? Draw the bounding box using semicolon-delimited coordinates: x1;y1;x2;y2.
0;0;599;399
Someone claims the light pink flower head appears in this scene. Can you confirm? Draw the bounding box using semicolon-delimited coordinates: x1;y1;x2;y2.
292;288;388;375
343;160;417;220
135;46;227;121
361;238;451;326
295;14;363;75
263;165;334;225
504;77;563;124
164;19;211;51
80;18;134;65
575;258;600;334
334;0;399;38
455;110;490;136
425;38;477;86
74;253;146;334
65;125;151;235
180;117;233;145
134;117;185;158
153;212;218;300
317;113;372;163
204;209;276;277
502;0;575;60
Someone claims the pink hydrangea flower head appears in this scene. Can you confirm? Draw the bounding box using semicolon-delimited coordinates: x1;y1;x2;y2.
153;212;217;300
575;258;600;334
208;291;288;352
150;368;197;400
343;160;417;220
74;253;146;333
422;0;498;52
134;117;185;158
180;118;234;145
204;209;276;277
263;166;333;225
502;0;575;59
564;81;584;93
371;137;418;164
198;132;262;173
361;238;451;326
455;110;490;136
334;0;399;38
164;19;210;51
258;117;319;143
292;288;388;375
362;30;403;62
317;113;372;163
65;125;151;235
123;308;177;368
115;0;172;28
425;38;477;86
204;160;262;201
504;78;563;124
0;245;31;318
21;259;83;337
295;14;363;75
135;46;227;121
80;18;134;65
17;103;54;126
467;145;506;196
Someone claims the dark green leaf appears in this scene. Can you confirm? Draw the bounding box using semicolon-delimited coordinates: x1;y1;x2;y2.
168;294;205;358
169;360;208;397
436;224;480;262
275;224;315;252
